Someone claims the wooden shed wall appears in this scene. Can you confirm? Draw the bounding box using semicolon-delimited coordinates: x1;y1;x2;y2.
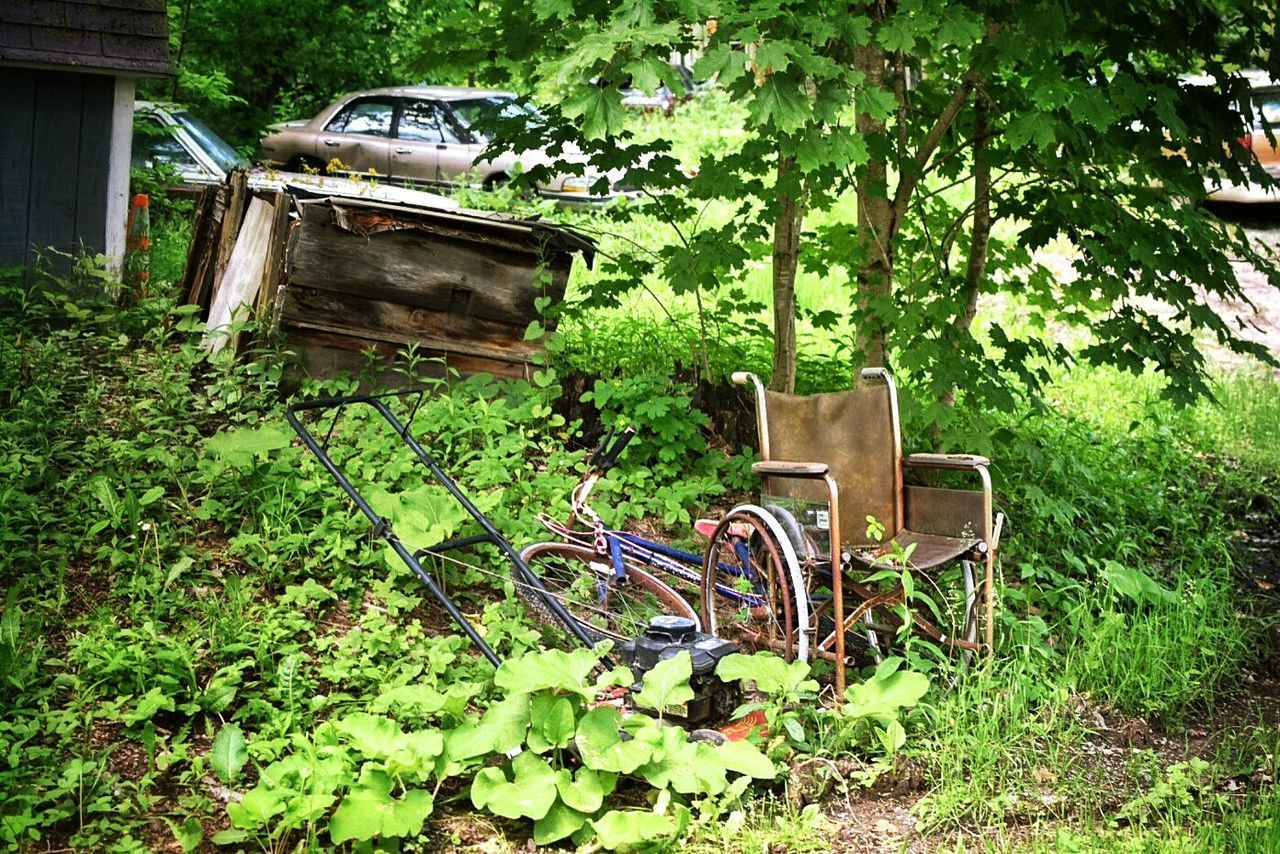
0;66;115;268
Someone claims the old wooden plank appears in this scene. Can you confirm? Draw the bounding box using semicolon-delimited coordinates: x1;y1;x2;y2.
278;285;543;365
203;197;274;354
181;186;216;306
283;327;529;382
254;190;290;318
288;204;565;324
208;170;248;309
183;184;225;313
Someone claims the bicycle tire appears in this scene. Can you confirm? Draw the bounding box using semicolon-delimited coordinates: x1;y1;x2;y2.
515;541;698;645
699;509;799;661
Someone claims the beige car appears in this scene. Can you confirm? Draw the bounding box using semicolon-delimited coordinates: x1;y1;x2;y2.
1203;71;1280;203
260;86;638;203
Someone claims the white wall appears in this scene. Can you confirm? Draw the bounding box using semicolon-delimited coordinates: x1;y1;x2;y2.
104;75;136;277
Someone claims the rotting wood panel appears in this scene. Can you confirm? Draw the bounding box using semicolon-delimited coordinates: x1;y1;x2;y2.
286;327;531;382
288;202;571;325
279;285;543;366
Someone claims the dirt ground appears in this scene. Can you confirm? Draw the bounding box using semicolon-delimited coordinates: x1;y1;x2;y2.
1201;202;1280;370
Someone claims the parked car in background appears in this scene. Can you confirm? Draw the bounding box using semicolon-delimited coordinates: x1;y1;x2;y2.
133;101;250;192
1202;71;1280;203
259;86;641;203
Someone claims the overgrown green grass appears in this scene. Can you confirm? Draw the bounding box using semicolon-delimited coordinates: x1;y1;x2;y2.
1;195;1277;850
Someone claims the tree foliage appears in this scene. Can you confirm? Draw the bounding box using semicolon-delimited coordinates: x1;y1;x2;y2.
476;0;1280;423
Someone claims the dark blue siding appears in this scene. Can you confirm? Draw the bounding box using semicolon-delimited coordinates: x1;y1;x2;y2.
0;66;114;269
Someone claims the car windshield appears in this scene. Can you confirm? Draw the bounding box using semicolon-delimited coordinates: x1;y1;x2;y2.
173;110;249;171
448;96;541;143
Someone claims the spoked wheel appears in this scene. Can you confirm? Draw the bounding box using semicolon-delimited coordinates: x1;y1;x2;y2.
515;542;697;645
846;556;982;662
699;508;802;661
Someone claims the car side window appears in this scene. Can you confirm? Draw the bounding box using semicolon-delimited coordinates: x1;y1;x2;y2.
397;100;466;144
326;100;395;136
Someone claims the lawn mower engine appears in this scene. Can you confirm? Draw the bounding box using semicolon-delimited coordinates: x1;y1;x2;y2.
620;616;740;725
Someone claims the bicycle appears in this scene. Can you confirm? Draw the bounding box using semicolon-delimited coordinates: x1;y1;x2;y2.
516;429;813;660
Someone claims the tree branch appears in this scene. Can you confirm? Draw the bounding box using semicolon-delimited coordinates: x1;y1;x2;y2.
891;72;977;230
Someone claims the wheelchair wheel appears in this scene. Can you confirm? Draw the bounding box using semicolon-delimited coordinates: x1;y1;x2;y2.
515;542;698;645
854;557;981;661
699;509;799;661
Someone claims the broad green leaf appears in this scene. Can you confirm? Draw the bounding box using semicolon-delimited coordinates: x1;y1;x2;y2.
335;713;405;759
164;816;203;853
227;787;285;829
528;695;576;753
371;683;449;716
576;707;654;773
495;647;600;699
123;686;175;726
637;726;727;796
330;767;434;843
534;798;589;845
444;694;530;763
877;719;907;754
843;667;930;724
204;425;292;468
1104;561;1177;605
209;724;248;783
591;810;676;850
716;652;817;696
714;739;777;779
470;751;558;820
632;653;694;716
554;767;613;814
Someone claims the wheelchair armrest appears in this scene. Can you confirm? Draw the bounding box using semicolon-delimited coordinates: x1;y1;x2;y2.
752;460;830;479
905;452;990;471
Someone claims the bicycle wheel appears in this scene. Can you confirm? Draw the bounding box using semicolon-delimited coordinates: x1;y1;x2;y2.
515;542;698;645
699;509;798;661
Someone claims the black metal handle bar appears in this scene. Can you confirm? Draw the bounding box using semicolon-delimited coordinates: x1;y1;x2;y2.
286;392;607;667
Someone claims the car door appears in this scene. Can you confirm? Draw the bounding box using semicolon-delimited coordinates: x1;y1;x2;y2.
389;99;447;185
392;99;479;187
317;98;394;178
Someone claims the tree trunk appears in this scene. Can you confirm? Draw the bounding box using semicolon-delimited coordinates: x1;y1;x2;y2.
854;41;893;372
936;92;992;431
770;155;803;393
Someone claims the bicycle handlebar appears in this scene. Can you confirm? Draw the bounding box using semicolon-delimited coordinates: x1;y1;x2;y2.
587;427;636;472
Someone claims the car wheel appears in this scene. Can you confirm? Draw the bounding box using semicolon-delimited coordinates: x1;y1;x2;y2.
483;172;510;190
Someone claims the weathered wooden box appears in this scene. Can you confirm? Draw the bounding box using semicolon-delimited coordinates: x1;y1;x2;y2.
186;172;594;381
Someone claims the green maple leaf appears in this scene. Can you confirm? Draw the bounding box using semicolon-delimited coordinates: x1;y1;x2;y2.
749;76;809;134
877;16;917;53
562;86;627;140
937;10;984;47
755;41;790;74
1006;111;1058;150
